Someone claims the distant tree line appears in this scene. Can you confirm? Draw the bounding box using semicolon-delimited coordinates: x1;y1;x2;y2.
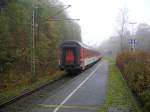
99;23;150;56
0;0;81;90
99;6;149;56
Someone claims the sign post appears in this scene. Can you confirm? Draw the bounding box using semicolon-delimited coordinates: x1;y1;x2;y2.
128;39;138;51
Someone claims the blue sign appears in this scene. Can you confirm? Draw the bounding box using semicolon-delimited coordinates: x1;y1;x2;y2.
128;39;138;45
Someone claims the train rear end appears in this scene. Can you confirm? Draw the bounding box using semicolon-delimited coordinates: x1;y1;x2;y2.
59;42;81;72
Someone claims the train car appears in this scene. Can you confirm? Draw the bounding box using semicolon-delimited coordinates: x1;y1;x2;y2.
58;40;101;72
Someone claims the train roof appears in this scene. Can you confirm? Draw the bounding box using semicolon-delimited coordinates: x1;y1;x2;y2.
60;40;99;52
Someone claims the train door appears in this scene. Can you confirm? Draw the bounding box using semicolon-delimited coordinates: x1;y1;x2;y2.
65;47;75;64
62;47;79;65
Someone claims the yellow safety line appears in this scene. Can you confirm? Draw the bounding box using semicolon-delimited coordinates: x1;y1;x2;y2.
36;104;99;110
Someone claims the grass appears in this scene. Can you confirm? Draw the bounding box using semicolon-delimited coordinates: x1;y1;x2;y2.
103;55;115;64
99;57;141;112
0;70;65;104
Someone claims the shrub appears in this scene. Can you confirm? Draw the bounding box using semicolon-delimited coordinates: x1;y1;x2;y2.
116;50;150;112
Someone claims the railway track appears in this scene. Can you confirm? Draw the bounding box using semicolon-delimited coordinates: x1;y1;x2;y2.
0;61;102;112
0;69;90;110
0;73;69;109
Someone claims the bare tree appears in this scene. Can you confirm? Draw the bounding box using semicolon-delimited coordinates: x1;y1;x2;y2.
116;6;129;51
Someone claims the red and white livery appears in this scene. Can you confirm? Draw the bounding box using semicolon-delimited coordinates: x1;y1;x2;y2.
58;41;102;72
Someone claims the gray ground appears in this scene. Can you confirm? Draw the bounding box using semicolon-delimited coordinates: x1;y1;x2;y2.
0;60;108;112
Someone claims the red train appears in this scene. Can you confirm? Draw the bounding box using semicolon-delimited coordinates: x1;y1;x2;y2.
58;41;102;72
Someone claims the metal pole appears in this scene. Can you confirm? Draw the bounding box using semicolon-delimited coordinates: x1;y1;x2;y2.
31;9;36;81
131;24;134;51
129;22;136;51
47;19;80;21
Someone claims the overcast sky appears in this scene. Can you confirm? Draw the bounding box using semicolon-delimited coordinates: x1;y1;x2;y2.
60;0;150;46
